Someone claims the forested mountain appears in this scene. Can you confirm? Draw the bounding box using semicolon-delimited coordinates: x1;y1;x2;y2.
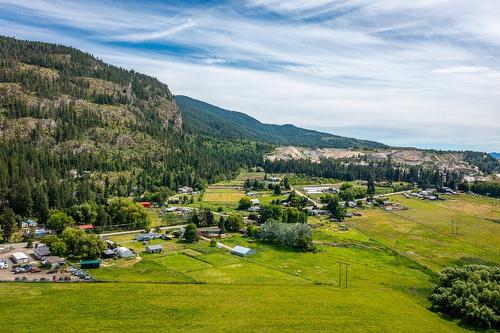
176;95;385;149
0;36;267;228
490;152;500;160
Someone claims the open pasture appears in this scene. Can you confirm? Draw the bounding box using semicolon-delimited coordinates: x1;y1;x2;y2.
349;194;500;271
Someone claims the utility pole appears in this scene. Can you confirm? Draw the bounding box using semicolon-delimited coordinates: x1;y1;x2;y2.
451;220;459;235
337;262;350;288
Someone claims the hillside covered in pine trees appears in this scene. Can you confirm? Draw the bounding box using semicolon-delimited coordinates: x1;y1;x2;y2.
176;95;385;148
0;36;267;227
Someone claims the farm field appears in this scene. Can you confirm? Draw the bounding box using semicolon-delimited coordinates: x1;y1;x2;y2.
349;194;500;271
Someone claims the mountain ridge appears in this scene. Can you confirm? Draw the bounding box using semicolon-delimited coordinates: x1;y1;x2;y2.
176;95;386;149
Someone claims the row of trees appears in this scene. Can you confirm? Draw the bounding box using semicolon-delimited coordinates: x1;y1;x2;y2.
262;158;463;189
259;205;308;224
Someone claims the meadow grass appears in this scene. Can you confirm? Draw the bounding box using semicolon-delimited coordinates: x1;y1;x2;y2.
0;283;467;333
349;194;500;271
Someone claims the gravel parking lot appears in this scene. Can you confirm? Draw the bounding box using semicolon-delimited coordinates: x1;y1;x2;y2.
0;245;74;282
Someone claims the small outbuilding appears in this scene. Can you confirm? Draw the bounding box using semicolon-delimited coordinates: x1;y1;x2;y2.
146;244;163;253
230;245;256;257
80;259;101;269
11;252;29;264
102;249;115;258
44;256;65;268
116;247;134;258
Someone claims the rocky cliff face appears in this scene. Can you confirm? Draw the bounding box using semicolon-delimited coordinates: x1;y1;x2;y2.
0;36;183;158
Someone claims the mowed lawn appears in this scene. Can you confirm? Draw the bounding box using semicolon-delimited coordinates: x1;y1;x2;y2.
350;194;500;271
0;283;467;333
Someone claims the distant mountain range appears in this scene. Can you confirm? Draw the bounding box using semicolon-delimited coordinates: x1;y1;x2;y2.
490;152;500;160
176;95;385;149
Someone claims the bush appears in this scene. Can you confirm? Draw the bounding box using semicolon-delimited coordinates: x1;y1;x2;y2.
246;225;259;237
429;265;500;329
209;239;217;247
260;219;314;251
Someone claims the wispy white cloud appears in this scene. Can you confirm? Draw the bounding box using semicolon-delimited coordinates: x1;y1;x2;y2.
433;66;491;74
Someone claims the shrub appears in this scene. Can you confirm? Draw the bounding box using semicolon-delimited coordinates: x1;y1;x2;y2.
246;225;259;237
260;219;314;251
429;265;500;329
209;239;217;247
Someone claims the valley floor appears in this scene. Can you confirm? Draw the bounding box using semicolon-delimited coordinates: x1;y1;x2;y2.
0;174;498;332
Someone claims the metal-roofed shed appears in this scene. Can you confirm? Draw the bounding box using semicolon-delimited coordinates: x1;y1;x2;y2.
230;245;256;257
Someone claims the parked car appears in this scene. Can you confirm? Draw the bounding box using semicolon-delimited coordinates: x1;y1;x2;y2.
0;260;9;269
29;267;41;273
13;267;26;274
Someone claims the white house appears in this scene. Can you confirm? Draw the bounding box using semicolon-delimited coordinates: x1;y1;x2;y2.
250;198;260;206
11;252;29;264
115;247;134;258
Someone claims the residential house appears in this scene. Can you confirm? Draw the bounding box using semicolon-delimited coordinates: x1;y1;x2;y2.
135;233;161;242
34;228;47;238
34;244;51;260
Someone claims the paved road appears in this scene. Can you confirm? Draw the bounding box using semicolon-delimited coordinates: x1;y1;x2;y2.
100;224;188;237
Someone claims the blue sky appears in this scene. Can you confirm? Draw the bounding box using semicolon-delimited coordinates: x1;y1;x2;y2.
1;0;499;151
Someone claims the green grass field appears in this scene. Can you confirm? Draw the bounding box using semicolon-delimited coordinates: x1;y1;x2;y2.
0;188;497;332
349;194;500;271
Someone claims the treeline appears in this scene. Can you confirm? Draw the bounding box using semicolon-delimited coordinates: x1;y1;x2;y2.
262;158;462;188
465;182;500;198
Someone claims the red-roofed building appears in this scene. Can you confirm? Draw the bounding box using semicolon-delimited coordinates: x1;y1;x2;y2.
140;202;151;208
78;224;94;231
